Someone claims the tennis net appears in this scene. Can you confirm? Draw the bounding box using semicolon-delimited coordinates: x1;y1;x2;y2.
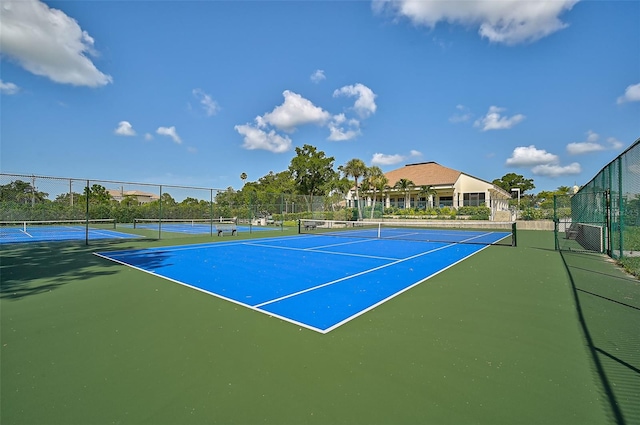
299;219;517;246
0;219;116;236
133;218;237;229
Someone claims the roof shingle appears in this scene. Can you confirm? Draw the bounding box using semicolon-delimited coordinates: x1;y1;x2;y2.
384;162;462;187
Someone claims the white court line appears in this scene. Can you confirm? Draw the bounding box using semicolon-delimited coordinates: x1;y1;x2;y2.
383;230;502;242
96;233;350;256
322;244;493;333
253;242;457;309
303;237;377;250
95;232;499;334
19;229;33;238
88;229;143;239
243;240;400;261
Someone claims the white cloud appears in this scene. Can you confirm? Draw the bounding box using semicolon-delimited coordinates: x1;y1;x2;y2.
409;150;422;157
531;163;581;177
567;131;625;154
156;126;182;144
373;0;578;45
0;80;19;94
566;142;604;155
310;69;326;83
474;106;525;131
0;0;112;87
262;90;330;132
235;83;376;149
114;121;136;136
234;124;292;153
327;113;361;141
617;83;640;104
507;145;580;177
333;83;377;118
144;133;153;141
449;104;472;123
506;145;558;167
192;88;220;116
372;153;405;166
585;130;599;143
607;137;624;150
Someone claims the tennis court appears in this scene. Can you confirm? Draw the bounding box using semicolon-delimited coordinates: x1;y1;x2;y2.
97;223;511;332
0;219;140;244
3;229;633;424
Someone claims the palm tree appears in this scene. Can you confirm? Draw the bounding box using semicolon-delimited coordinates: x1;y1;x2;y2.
366;166;388;219
418;185;436;209
339;158;368;220
394;178;415;209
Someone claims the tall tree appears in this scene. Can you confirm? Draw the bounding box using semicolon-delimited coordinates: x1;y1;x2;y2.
79;184;112;205
0;180;48;205
418;185;436;209
339;158;368;220
364;166;388;219
394;178;415;209
288;144;337;201
492;173;535;195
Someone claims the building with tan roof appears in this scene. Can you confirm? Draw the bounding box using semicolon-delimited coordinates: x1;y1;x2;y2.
107;188;159;205
354;162;512;218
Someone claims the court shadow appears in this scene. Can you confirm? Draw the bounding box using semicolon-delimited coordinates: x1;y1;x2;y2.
0;240;164;300
98;247;176;272
560;250;640;425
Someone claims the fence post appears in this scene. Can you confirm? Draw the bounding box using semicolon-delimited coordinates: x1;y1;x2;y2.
85;180;90;246
618;156;624;259
159;185;163;240
210;189;214;237
553;195;559;251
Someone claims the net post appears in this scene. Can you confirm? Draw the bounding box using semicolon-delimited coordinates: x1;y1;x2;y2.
210;189;214;237
298;219;301;234
512;222;517;247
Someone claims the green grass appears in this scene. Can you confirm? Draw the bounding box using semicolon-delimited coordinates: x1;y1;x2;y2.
0;231;633;424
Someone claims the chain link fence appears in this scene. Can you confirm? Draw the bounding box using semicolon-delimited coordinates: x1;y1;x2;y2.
3;171;527;246
0;173;362;245
554;138;640;274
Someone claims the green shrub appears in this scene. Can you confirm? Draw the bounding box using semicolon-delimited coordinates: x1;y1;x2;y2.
458;206;490;220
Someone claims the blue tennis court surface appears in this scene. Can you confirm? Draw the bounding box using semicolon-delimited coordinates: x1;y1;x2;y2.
0;225;141;244
96;232;507;333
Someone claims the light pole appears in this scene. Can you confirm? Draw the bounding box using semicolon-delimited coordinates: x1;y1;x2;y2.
511;188;520;220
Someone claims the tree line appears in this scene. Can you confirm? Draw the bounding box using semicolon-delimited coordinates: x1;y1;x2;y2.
1;144;579;222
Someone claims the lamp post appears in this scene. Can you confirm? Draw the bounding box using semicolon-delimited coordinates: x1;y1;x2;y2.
511;188;520;220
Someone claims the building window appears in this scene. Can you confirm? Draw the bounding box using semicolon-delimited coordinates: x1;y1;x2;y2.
463;192;485;207
439;196;453;207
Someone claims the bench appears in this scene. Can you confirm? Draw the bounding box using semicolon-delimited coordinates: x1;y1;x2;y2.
303;221;318;230
216;224;237;236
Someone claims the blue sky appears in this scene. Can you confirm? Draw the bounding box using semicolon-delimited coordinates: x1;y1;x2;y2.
1;0;638;193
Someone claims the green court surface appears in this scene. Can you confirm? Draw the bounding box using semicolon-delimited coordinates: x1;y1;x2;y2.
1;230;637;424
